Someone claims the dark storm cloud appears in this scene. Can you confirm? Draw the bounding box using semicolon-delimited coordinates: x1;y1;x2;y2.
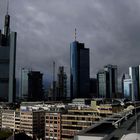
1;0;140;81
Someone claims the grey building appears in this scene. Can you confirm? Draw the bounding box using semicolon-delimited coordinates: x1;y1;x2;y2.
56;66;67;100
97;65;118;99
123;78;132;100
104;65;118;98
129;66;140;101
0;13;17;102
70;41;90;99
97;70;109;98
20;68;30;100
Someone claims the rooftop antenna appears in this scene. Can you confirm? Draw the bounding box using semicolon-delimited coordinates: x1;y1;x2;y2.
4;0;10;39
75;28;77;41
6;0;9;15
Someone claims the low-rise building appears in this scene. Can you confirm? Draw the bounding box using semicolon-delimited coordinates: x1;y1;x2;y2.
20;109;45;139
2;110;15;131
45;112;61;140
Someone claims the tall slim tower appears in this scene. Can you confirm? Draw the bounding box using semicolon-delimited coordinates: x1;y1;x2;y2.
70;32;90;99
20;68;30;100
56;66;67;100
104;65;118;98
97;65;118;99
129;66;140;101
28;71;44;101
0;7;17;102
97;70;109;98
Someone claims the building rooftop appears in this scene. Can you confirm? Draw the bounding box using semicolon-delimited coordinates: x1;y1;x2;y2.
75;108;140;140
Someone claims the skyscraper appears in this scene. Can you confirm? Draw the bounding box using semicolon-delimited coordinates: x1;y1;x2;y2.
20;68;30;100
70;40;90;99
0;13;17;102
97;70;109;98
129;66;140;101
104;64;118;98
28;71;44;101
97;65;118;99
56;66;67;100
123;78;132;100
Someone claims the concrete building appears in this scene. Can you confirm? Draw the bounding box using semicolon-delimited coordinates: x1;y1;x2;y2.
45;112;61;140
74;108;139;140
20;108;45;139
2;110;16;131
61;107;100;140
0;12;17;102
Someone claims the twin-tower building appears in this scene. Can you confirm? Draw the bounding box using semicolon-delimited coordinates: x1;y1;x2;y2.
0;13;17;102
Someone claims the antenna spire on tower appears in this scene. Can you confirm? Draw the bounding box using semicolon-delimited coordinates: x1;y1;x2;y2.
4;0;10;38
75;28;77;41
6;0;9;15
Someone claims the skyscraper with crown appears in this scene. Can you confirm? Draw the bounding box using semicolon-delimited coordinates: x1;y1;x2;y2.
0;3;17;102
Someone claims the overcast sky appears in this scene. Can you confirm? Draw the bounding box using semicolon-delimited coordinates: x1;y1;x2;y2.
1;0;140;82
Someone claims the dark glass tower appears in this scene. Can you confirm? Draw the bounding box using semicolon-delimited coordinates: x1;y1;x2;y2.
28;71;44;101
56;66;67;100
0;13;17;102
129;66;140;101
70;41;90;99
97;65;118;99
104;65;118;98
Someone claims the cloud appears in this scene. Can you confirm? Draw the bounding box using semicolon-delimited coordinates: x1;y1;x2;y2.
0;0;140;86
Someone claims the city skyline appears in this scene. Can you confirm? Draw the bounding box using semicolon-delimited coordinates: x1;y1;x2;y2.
1;0;140;81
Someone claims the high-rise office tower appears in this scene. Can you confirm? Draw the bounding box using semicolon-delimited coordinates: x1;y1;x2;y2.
0;12;17;102
70;39;90;99
97;70;109;98
123;78;132;100
122;74;130;98
89;78;98;98
104;64;118;98
28;71;44;101
20;68;30;100
56;66;67;100
129;66;140;101
97;65;118;99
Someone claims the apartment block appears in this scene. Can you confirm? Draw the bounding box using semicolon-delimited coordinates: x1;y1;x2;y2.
2;110;15;131
45;112;61;140
61;108;100;140
15;111;20;132
20;110;45;139
0;110;2;129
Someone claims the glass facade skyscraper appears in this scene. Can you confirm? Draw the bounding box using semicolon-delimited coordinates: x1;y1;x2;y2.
0;14;16;102
97;70;109;98
21;68;30;100
56;66;67;100
104;65;118;98
123;78;132;100
129;66;140;101
70;41;89;99
28;71;44;101
97;65;118;99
